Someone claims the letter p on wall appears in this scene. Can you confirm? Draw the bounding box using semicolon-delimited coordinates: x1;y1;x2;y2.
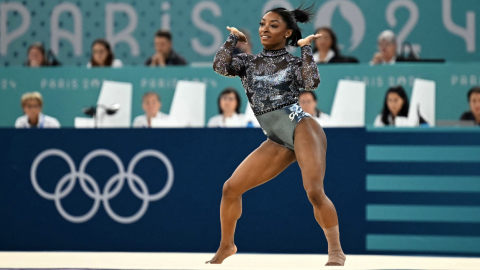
0;2;31;55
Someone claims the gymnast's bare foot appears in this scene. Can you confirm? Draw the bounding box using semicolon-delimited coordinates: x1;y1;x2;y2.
325;253;346;266
205;243;237;264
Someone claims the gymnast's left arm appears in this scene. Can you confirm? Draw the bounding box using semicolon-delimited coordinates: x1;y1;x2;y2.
299;45;320;91
297;34;321;91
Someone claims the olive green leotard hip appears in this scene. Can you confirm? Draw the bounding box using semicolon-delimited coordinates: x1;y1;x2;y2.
256;103;311;151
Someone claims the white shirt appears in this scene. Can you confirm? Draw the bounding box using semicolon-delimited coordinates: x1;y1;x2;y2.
374;114;388;127
313;49;335;63
370;56;396;66
373;114;410;127
207;113;248;128
87;59;123;68
384;56;396;65
15;113;60;128
132;112;178;128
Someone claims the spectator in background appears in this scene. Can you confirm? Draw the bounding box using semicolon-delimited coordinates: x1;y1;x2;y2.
374;85;427;127
207;88;247;128
87;39;123;68
460;86;480;125
233;29;252;55
15;92;60;128
25;43;49;67
370;30;406;65
313;27;358;64
298;91;331;125
133;92;176;128
145;30;187;67
374;86;409;126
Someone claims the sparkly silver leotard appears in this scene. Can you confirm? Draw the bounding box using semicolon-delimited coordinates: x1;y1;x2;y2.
213;33;321;150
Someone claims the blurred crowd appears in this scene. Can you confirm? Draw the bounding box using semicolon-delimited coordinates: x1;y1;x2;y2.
12;27;480;128
26;30;187;68
24;28;422;68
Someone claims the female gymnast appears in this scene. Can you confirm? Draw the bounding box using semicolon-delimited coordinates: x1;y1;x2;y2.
207;4;346;266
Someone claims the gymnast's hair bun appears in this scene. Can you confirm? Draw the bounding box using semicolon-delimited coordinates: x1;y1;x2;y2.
292;4;314;24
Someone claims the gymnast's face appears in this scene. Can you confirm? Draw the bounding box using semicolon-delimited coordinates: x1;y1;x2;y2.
259;12;293;50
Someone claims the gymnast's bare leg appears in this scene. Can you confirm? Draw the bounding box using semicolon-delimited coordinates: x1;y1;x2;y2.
294;118;346;266
206;140;296;264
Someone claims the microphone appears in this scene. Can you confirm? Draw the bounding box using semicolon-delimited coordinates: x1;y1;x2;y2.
47;49;62;66
105;103;120;115
82;104;120;128
82;104;120;116
82;106;96;117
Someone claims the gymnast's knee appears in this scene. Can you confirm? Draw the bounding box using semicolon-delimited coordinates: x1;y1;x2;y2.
222;179;242;199
305;186;327;207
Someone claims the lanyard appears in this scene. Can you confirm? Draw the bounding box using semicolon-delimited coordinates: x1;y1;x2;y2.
25;114;45;129
39;114;45;128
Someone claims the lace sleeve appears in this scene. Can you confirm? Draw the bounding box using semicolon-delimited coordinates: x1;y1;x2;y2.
299;45;320;91
213;34;247;77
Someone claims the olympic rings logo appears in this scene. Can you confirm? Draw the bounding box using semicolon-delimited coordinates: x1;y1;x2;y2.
30;149;174;224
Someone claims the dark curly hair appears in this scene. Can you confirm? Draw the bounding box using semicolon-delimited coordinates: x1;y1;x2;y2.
266;3;315;47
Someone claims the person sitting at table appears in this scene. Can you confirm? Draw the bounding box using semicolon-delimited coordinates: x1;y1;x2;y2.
370;30;408;65
87;39;123;68
145;30;187;67
207;88;247;128
298;91;331;126
460;86;480;125
15;92;60;128
25;43;50;67
313;27;358;64
133;92;175;128
374;85;427;127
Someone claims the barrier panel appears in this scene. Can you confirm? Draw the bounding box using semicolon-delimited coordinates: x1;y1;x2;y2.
0;127;479;256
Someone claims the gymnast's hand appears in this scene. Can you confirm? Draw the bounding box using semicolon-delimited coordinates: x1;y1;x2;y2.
297;33;322;47
226;26;248;44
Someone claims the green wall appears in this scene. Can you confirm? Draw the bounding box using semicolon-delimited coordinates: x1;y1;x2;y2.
1;0;479;66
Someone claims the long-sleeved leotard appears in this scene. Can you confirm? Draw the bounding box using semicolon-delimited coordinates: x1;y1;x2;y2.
213;33;320;116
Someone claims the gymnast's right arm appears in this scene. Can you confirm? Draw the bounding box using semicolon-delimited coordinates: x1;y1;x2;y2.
213;28;248;77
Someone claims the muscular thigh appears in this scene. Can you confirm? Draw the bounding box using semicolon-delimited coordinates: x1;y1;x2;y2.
294;118;328;189
226;140;296;195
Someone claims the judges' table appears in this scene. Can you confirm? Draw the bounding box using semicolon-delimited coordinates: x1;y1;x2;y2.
0;127;479;256
0;63;478;127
